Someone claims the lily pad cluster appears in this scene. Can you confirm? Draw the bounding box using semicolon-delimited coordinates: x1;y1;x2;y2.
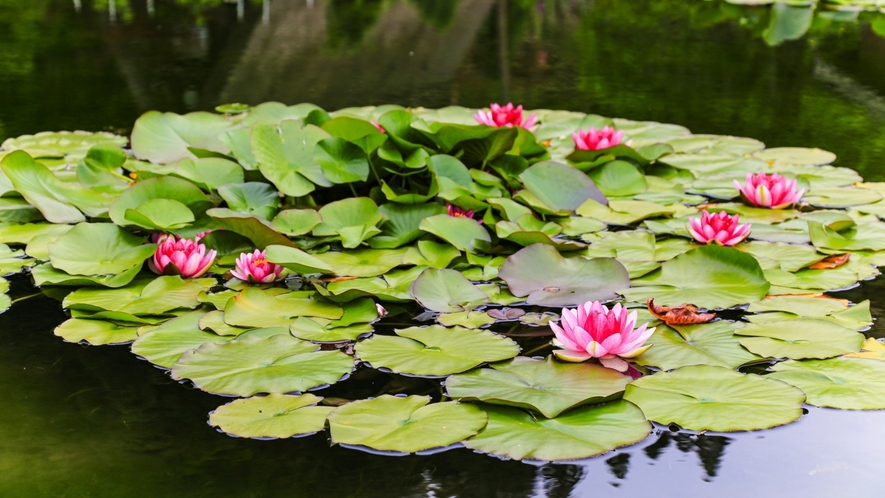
2;102;885;462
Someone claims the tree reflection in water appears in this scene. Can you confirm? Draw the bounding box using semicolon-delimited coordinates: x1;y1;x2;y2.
644;432;733;481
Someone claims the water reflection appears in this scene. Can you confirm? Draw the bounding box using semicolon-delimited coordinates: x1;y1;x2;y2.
643;432;732;481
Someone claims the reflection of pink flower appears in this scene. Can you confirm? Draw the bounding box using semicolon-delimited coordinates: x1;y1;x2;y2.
687;211;751;246
572;126;630;151
371;121;385;134
474;103;537;129
231;249;286;283
149;235;216;278
550;301;655;372
734;172;804;209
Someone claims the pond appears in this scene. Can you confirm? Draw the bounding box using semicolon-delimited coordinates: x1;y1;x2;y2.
2;0;885;496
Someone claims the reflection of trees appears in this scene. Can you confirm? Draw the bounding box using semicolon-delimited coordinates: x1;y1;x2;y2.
605;453;630;480
643;432;732;480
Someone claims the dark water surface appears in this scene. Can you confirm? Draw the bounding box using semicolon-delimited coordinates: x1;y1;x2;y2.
2;1;885;496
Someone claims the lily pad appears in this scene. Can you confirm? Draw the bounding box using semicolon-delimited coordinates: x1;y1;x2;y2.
63;277;208;315
622;246;770;309
623;365;806;432
171;334;353;396
754;147;836;166
437;311;496;328
633;321;761;371
54;318;139;346
313;198;383;248
408;268;489;312
289;317;372;343
47;223;156;277
519;161;608;212
131;312;232;368
735;319;863;360
327;395;487;454
223;288;342;328
209;394;335;439
498;244;630;306
769;358;885;410
418;214;491;253
462;401;651;462
446;356;630;418
312;248;407;277
264;245;333;275
109;176;210;228
355;325;519;377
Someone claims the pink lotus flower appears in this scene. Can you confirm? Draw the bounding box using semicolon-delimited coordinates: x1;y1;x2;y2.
687;210;751;246
734;172;804;209
371;121;385;134
148;235;216;278
447;204;480;222
572;126;630;151
474;103;537;129
230;249;286;283
550;301;655;372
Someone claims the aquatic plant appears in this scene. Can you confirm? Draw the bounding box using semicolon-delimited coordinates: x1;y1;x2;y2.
550;301;655;372
572;126;630;151
687;210;751;246
0;102;883;462
231;249;286;283
735;172;804;209
148;234;216;278
474;102;537;129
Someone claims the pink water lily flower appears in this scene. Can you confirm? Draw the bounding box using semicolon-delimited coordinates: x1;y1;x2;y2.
231;249;286;283
474;103;537;129
734;172;804;209
447;203;482;223
149;235;216;278
687;210;751;246
572;126;631;151
550;301;655;372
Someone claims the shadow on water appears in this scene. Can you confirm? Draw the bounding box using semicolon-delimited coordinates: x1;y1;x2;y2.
3;0;885;496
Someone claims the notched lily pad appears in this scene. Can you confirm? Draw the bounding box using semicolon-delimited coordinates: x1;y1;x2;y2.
209;393;335;439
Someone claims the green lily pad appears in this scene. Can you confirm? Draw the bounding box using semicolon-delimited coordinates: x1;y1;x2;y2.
251;121;332;197
131;110;234;163
403;240;462;268
313;197;383;248
1;151;111;223
272;209;322;236
31;262;143;288
623;365;806;432
622;246;770;309
355;325;519;377
312;248;407;277
0;223;72;245
808;221;885;252
289;316;372;343
437;311;496;328
3;130;126;158
498;244;630;306
735;319;863;360
209;393;335;439
54;318;140;346
223;288;343;328
328;395;487;454
763;267;859;292
462;401;651;462
519;161;608;212
754;147;836;166
199;310;252;336
0;244;33;275
576;198;677;225
207;208;297;249
131;312;232;368
63;276;209;315
369;202;447;249
408;268;489;312
769;358;885;410
633;321;761;371
446;356;630;418
314;138;370;183
736;241;823;272
47;223;156;277
124;198;195;231
418;214;491;253
803;188;881;208
587;160;647;197
109;175;210;228
171;334;353;396
264;245;333;275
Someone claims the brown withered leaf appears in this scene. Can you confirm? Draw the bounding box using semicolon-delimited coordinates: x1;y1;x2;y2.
646;298;716;325
808;253;850;270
